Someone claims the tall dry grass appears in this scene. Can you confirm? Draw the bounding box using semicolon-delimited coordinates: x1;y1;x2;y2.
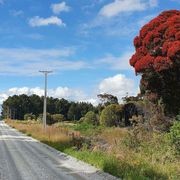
6;120;79;148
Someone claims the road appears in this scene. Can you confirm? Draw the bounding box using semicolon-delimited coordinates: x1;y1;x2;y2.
0;121;118;180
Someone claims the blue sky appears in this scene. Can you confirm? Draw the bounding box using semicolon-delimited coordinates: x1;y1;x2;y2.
0;0;179;104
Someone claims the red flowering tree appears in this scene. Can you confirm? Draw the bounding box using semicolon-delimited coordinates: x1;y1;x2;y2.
130;10;180;115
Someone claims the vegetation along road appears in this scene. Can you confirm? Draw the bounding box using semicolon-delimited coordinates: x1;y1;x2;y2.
0;121;117;180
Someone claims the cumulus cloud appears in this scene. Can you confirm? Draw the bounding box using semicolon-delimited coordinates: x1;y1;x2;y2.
99;74;139;101
99;0;158;18
0;74;139;105
8;87;44;97
29;16;65;27
0;48;88;75
51;1;70;14
0;86;87;105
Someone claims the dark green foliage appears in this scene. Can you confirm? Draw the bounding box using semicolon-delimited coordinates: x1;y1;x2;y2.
100;104;123;127
83;111;99;125
123;103;139;126
140;67;180;116
55;98;70;119
1;95;95;123
29;94;43;116
67;103;80;120
2;94;32;120
46;97;57;114
67;102;94;121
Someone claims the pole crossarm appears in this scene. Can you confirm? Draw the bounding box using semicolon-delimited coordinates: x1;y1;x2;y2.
39;70;53;74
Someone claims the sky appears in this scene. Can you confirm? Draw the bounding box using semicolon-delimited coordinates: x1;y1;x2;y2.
0;0;179;105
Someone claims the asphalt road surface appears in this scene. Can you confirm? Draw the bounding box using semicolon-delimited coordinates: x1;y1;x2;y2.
0;121;118;180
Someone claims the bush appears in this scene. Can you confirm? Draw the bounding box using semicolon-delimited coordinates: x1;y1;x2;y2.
169;121;180;152
175;114;180;121
51;114;65;123
37;113;53;125
100;104;123;127
84;111;99;125
24;113;36;120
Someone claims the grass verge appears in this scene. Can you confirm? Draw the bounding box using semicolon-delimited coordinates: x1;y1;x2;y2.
5;120;180;179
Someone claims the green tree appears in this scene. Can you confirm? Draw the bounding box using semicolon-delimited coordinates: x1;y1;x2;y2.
55;98;70;118
29;94;43;117
84;111;99;125
67;103;80;120
97;93;118;106
100;104;123;127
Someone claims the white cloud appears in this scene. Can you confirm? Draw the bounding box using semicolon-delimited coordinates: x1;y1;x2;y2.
80;1;150;37
10;10;24;17
29;16;65;27
99;0;146;18
97;51;134;70
0;94;8;104
99;74;139;101
8;87;44;97
0;74;139;106
51;1;70;14
0;48;88;75
99;0;158;18
149;0;158;7
80;0;158;37
0;86;89;105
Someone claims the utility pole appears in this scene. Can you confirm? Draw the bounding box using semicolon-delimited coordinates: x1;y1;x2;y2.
39;70;53;130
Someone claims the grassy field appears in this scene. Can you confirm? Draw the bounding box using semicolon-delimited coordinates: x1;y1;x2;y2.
6;120;180;179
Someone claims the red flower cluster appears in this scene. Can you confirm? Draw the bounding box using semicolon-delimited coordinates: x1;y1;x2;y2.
130;10;180;73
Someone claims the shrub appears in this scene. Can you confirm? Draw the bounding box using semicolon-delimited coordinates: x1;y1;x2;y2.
84;111;99;125
37;114;43;122
51;114;65;123
175;114;180;121
169;121;180;152
24;113;36;120
100;104;123;127
37;113;53;125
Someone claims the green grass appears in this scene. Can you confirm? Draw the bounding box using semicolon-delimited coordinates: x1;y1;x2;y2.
42;142;169;179
73;122;103;136
6;120;180;179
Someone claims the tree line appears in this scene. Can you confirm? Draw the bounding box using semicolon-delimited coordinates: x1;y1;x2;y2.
1;93;140;127
1;94;94;122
